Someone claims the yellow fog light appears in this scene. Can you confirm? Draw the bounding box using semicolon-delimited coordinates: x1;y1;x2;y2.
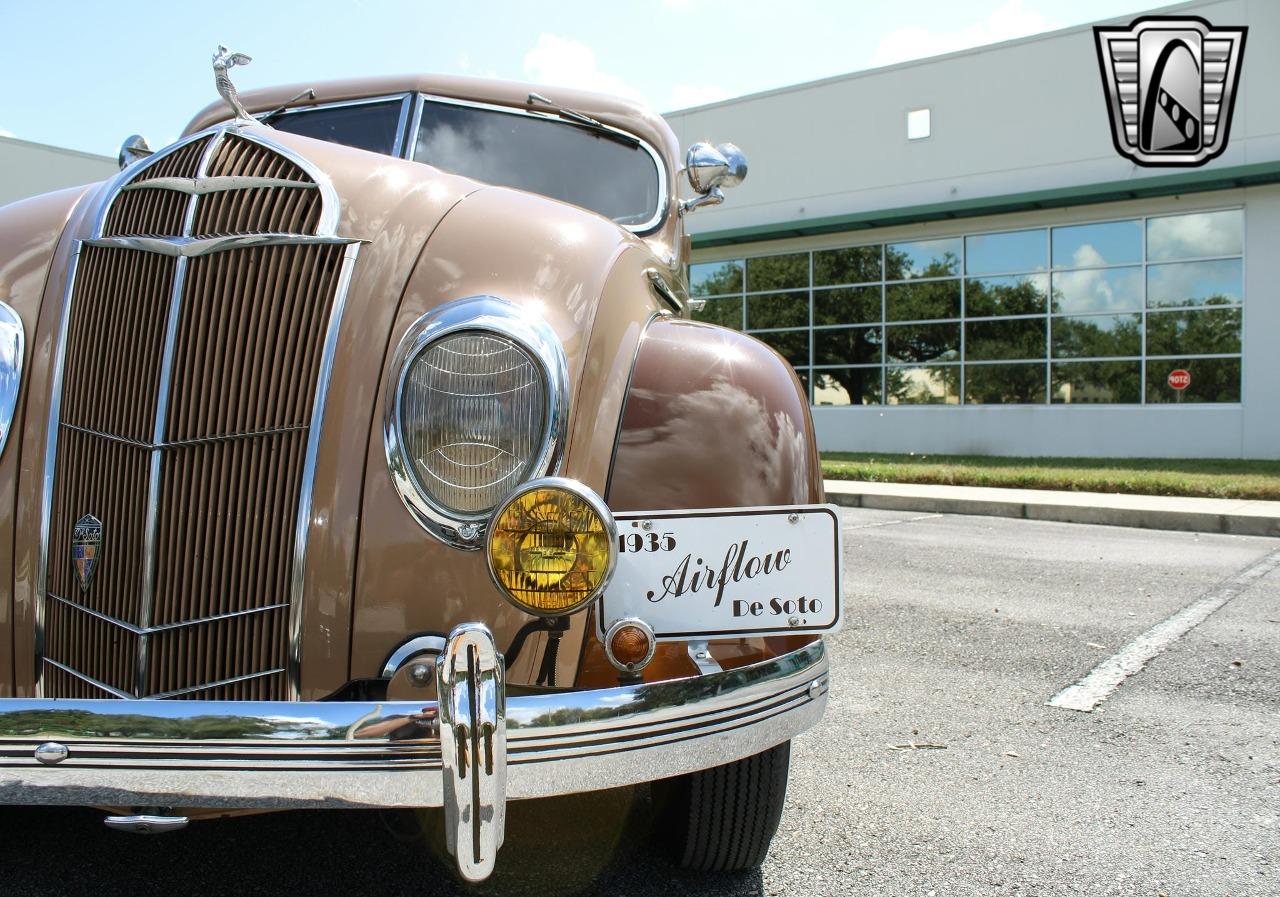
486;478;617;616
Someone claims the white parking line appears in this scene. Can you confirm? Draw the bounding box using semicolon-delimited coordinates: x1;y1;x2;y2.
843;513;944;531
1048;547;1280;713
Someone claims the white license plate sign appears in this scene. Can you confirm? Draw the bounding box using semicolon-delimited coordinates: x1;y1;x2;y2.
599;505;843;640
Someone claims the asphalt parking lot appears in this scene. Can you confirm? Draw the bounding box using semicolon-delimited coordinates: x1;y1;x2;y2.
3;508;1277;896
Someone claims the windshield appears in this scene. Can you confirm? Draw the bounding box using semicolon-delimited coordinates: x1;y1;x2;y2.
270;96;663;230
270;99;404;155
412;100;662;229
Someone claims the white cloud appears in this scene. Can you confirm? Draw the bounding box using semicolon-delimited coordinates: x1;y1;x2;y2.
458;53;472;72
522;33;650;105
668;83;731;110
0;129;15;139
869;0;1059;67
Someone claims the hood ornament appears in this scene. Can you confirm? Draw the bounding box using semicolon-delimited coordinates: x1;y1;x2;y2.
71;514;103;593
212;45;258;123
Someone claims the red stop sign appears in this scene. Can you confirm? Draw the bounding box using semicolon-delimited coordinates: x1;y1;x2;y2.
1167;369;1192;390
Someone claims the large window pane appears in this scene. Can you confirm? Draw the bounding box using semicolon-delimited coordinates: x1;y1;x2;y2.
1146;308;1242;356
814;369;882;405
746;253;808;292
814;286;881;326
1146;259;1242;308
965;362;1046;404
746;291;808;330
1052;220;1142;268
1051;266;1142;313
691;296;743;329
690;260;743;297
752;329;809;367
965;317;1046;361
814;326;882;366
1051;361;1141;403
886;322;960;363
1146;209;1243;261
965;229;1046;275
886;365;960;404
885;238;961;279
1145;357;1241;403
814;245;881;286
886;280;961;321
966;274;1048;316
1051;314;1141;358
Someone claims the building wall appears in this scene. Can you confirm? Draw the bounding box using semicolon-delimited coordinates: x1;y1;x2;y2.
666;0;1279;459
666;0;1278;237
0;137;115;208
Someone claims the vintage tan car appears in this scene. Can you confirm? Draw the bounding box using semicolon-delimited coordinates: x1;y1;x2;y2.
0;51;841;881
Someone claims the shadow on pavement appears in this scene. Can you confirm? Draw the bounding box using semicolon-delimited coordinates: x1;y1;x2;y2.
0;786;766;897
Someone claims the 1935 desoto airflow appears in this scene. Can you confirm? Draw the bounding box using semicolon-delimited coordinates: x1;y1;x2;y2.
0;50;841;881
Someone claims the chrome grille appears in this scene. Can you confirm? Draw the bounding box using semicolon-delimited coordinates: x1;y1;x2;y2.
39;127;357;701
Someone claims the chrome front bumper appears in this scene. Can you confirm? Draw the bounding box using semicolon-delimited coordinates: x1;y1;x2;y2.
0;629;828;881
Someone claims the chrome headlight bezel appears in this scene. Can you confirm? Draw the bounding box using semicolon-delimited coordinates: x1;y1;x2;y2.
384;295;569;550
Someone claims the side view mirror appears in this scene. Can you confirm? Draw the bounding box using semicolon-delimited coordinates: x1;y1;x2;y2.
681;142;748;214
117;134;153;170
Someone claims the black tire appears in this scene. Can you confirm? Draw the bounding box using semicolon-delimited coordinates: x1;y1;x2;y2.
661;740;791;872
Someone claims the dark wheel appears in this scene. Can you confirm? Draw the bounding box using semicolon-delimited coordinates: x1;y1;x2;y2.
660;740;791;872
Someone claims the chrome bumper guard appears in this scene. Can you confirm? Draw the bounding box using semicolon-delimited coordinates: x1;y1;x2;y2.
0;627;828;881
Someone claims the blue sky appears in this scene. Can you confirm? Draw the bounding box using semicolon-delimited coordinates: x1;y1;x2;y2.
5;0;1159;156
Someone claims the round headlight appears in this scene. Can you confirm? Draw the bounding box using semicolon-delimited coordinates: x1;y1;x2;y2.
386;297;570;548
486;479;617;616
399;330;546;515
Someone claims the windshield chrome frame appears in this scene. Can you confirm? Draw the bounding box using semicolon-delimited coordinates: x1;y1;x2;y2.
242;90;668;234
406;92;670;235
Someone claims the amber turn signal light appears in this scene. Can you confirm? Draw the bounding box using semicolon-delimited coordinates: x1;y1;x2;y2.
486;478;617;616
604;617;656;673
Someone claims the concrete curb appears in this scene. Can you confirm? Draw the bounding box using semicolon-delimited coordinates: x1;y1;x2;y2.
823;480;1280;537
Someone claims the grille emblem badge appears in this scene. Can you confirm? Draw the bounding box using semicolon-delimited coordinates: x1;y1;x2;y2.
71;514;103;592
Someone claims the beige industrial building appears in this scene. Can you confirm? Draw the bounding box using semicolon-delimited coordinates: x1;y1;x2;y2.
667;0;1278;459
0;136;115;208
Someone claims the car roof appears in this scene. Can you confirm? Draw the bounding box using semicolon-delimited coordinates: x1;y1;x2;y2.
183;72;679;164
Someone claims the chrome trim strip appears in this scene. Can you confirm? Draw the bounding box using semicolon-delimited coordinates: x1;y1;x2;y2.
383;296;570;550
392;93;413;159
0;641;827;810
136;248;193;696
0;301;24;458
46;592;288;636
381;634;447;678
59;421;310;450
147;668;287;700
42;659;133;699
83;234;358;257
34;247;82;693
120;176;319;196
409;93;670;235
287;241;362;699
